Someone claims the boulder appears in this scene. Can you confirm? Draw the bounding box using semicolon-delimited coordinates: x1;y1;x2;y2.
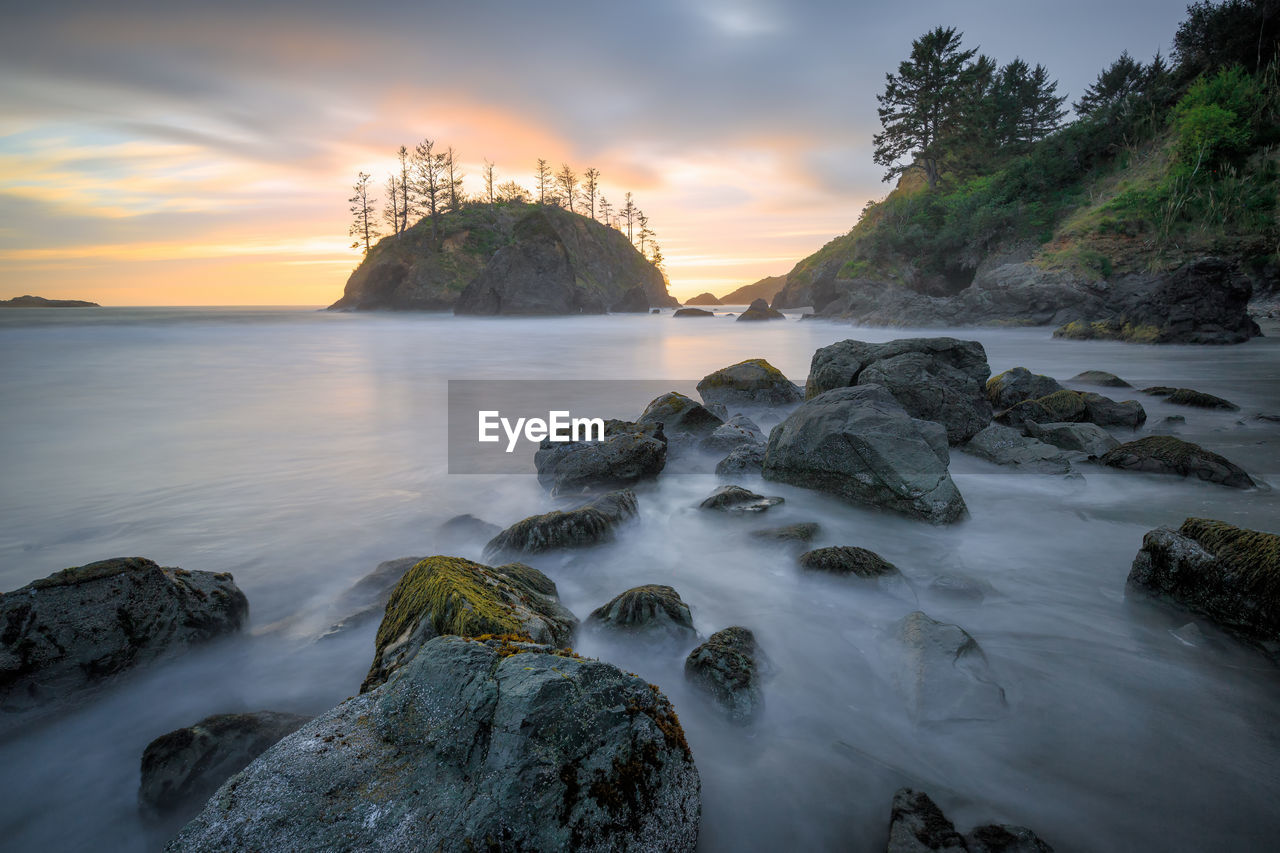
1070;370;1130;388
673;307;715;317
996;390;1144;430
611;284;650;313
587;585;696;642
684;292;723;306
1079;392;1147;428
321;555;424;639
1141;386;1239;411
807;338;992;444
483;490;639;560
891;611;1006;724
684;627;763;724
798;545;899;578
535;420;666;495
638;392;723;438
169;636;700;853
888;789;1053;853
697;359;803;408
698;485;783;513
985;367;1065;411
1100;436;1254;489
748;522;821;543
1128;518;1280;647
715;444;767;477
0;557;247;716
963;424;1073;475
361;556;577;691
700;415;766;453
736;297;785;321
139;711;310;818
762;385;968;524
436;514;502;547
1023;422;1120;457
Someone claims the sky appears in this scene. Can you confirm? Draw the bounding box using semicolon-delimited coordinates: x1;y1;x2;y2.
0;0;1192;305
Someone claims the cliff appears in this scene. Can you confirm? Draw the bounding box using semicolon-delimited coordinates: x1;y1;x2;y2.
720;275;786;304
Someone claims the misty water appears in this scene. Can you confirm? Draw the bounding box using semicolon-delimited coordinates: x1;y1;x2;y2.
2;306;1279;852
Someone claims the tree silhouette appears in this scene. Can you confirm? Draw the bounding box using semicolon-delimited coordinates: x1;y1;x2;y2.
556;164;577;212
535;159;552;204
396;145;412;231
581;167;600;220
620;193;637;242
598;195;613;228
413;139;446;243
349;171;379;254
483;159;496;206
444;146;463;212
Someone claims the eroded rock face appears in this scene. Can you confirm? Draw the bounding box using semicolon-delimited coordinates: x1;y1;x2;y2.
697;359;803;408
169;636;701;853
762;385;968;524
483;490;639;560
0;557;247;716
1100;436;1254;489
807;338;992;444
362;556;577;691
890;611;1006;724
1128;518;1280;647
685;627;763;724
887;789;1054;853
139;711;310;818
587;585;696;642
535;421;666;495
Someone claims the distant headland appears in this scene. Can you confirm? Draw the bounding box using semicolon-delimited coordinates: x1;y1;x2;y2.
0;295;100;308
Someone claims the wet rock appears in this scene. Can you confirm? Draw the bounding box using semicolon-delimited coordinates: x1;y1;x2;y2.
1128;518;1280;647
891;611;1006;724
699;485;783;513
361;556;577;691
139;711;310;818
927;573;990;603
1070;370;1130;388
700;415;766;454
169;636;700;853
985;367;1064;410
996;390;1144;430
0;557;247;716
321;556;424;639
684;627;763;724
808;338;993;444
714;443;767;477
749;522;821;543
888;789;1054;853
1163;415;1187;426
484;490;639;560
1079;392;1146;428
799;545;899;578
1100;436;1254;489
673;307;715;317
1141;386;1239;411
762;385;967;524
1023;422;1120;457
587;585;696;641
963;424;1073;474
535;420;666;495
736;297;785;321
436;513;502;546
697;359;803;408
638;391;723;438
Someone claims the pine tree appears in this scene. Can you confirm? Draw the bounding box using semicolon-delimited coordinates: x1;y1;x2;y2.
413;139;446;243
397;145;413;231
444;147;463;212
535;159;552;205
483;160;496;206
582;168;600;220
1074;52;1146;118
348;171;379;255
556;164;577;212
620;193;637;242
598;195;613;228
382;174;402;234
637;210;652;254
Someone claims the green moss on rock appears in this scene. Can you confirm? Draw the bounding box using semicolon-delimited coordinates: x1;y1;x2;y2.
1180;518;1280;601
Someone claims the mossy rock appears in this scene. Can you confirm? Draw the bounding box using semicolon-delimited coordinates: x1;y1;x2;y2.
684;627;763;724
748;522;821;543
587;585;695;641
637;391;723;437
696;358;802;408
363;556;577;691
1100;436;1254;488
1053;318;1162;343
1141;386;1239;410
483;490;638;560
1071;370;1131;388
798;545;899;578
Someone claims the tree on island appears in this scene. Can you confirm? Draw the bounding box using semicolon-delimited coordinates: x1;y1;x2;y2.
413;138;446;243
444;147;464;212
395;145;413;232
535;159;552;204
556;164;578;212
582;167;600;220
349;171;379;255
620;193;637;242
483;159;496;206
598;194;613;228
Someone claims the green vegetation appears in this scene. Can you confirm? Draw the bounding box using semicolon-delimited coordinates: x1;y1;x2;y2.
1180;517;1280;601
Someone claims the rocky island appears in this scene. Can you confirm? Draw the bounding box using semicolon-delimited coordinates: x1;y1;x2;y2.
1;295;100;308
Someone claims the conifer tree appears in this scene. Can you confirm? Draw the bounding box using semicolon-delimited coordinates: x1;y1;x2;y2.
349;171;378;255
556;164;577;212
582;168;601;220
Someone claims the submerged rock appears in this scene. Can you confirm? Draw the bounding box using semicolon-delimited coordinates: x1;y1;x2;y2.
749;522;821;543
698;484;783;513
361;556;576;691
1128;518;1280;648
798;545;899;578
684;627;764;724
808;338;993;444
1100;436;1255;489
1141;386;1239;411
888;788;1053;853
736;297;785;321
891;611;1006;724
986;367;1065;410
1023;422;1120;457
139;711;310;818
436;513;502;546
169;636;700;853
535;420;666;495
321;555;424;639
762;385;967;524
587;585;696;641
0;557;247;716
638;392;724;438
715;443;767;477
483;489;639;560
700;415;767;453
963;424;1073;474
1070;370;1131;388
697;359;803;408
674;307;715;317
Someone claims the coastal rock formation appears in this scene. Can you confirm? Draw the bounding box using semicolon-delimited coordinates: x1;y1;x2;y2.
361;556;576;691
697;358;803;409
1023;422;1120;457
985;367;1065;410
807;338;992;444
169;636;700;853
736;298;785;321
996;390;1145;430
887;789;1054;853
700;415;766;453
139;711;310;817
685;292;723;306
1100;436;1254;488
535;421;666;494
673;307;715;317
963;424;1073;474
0;557;247;716
749;522;821;543
587;585;696;642
321;555;425;639
891;611;1006;724
799;545;900;578
638;392;724;438
0;295;99;308
721;275;787;305
714;443;767;477
483;490;638;560
763;385;967;524
1141;386;1239;410
684;627;764;724
698;484;783;513
1070;370;1130;388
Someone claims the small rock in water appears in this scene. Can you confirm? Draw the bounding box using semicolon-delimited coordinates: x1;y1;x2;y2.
1141;386;1239;411
1023;421;1120;457
1161;415;1186;426
964;424;1073;474
890;611;1007;724
484;489;638;559
587;584;697;642
684;626;764;724
638;391;724;438
887;789;1056;853
697;358;802;407
1100;436;1254;489
799;545;899;578
699;484;784;513
749;522;821;543
1070;370;1131;388
928;573;990;603
735;297;785;321
715;443;766;477
436;513;501;547
986;366;1064;410
534;420;666;495
700;415;766;453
